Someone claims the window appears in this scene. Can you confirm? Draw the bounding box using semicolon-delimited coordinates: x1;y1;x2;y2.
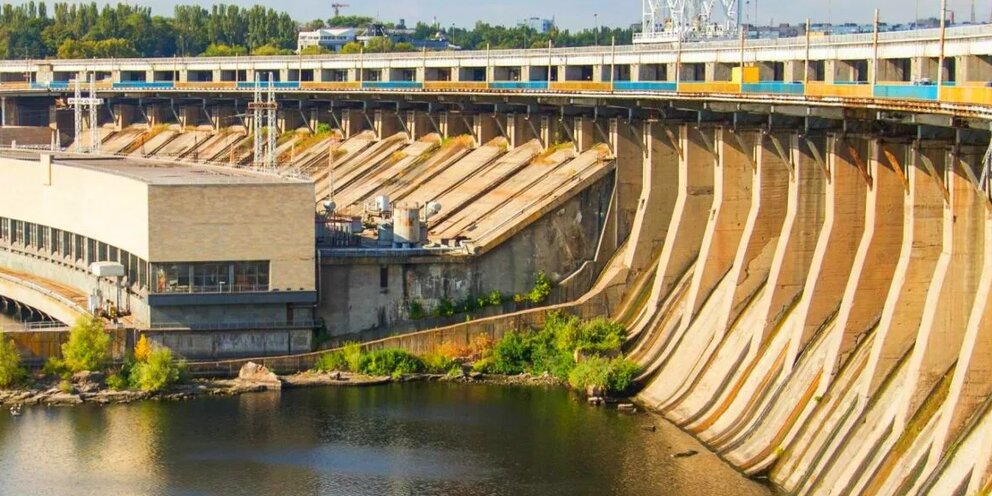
0;217;8;242
152;261;269;294
380;266;389;291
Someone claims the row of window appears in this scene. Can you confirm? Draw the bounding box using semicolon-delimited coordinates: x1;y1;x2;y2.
152;262;269;294
0;217;149;289
0;217;271;295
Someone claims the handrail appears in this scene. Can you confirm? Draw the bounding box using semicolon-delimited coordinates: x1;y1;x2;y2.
149;319;321;331
0;270;88;315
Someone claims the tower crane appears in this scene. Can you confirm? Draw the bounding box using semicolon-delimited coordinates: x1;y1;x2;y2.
332;3;349;17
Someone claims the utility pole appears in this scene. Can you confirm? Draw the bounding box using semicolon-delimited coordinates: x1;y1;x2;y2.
266;79;276;169
88;74;99;152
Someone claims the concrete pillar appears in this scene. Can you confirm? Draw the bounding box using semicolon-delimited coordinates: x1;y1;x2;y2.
957;55;992;82
146;104;171;127
706;63;733;82
622;121;682;276
863;144;947;399
212;105;235;132
2;97;17;126
410;111;437;140
718;129;790;337
178;70;189;83
113;103;137;131
783;61;804;82
784;135;868;370
374;110;403;140
179;105;203;129
926;159;992;482
684;127;754;320
506;114;536;149
473;114;499;145
610;118;645;248
877;59;911;82
898;146;986;430
574;117;597;151
822;140;906;384
912;57;939;82
644;124;717;306
755;133;827;346
443;112;472;138
340;109;367;138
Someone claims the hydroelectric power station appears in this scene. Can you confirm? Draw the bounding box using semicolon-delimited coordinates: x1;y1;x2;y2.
2;19;992;494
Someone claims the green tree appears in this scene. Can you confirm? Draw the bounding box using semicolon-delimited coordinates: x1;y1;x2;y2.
57;38;138;58
299;45;333;55
252;43;294;56
200;43;247;57
0;333;24;388
339;41;363;54
129;348;183;392
61;315;110;373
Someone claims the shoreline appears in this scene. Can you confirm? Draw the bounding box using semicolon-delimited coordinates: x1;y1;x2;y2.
0;370;566;409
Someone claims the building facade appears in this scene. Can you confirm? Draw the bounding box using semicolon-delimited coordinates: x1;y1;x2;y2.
0;151;316;356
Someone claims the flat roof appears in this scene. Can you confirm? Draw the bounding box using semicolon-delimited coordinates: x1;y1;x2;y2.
0;150;311;186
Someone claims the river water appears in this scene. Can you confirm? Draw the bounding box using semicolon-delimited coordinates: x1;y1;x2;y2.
0;382;771;496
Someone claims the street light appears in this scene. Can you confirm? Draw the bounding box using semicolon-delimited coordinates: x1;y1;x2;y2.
594;14;599;45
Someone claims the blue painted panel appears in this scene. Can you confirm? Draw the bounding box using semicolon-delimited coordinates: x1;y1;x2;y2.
742;82;805;95
236;81;301;89
361;81;424;89
112;81;175;89
873;84;938;100
489;81;550;90
613;81;678;92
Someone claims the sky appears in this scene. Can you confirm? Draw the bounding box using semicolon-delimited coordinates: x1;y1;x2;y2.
7;0;986;29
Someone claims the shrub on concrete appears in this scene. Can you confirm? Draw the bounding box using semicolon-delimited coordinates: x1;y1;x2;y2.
0;334;25;388
314;350;348;372
486;332;532;375
358;349;425;378
106;372;128;391
526;271;553;304
567;356;640;395
129;348;183;392
342;342;363;372
422;352;460;374
62;315;110;373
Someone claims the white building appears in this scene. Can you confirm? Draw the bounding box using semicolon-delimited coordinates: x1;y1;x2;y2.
297;28;358;52
519;17;555;34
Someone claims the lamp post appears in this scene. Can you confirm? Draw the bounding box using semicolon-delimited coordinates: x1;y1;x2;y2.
594;14;599;46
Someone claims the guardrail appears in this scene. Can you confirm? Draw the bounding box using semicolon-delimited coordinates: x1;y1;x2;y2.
5;78;990;109
149;319;321;331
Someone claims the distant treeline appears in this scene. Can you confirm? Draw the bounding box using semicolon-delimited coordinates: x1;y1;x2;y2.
0;2;635;59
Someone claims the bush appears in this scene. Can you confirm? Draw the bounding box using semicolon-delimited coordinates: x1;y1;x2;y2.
567;357;640;395
559;317;625;356
485;290;504;306
422;353;459;374
129;349;183;392
342;342;363;372
358;349;425;378
0;334;24;388
134;334;152;362
42;357;68;378
606;358;640;394
433;298;455;318
406;300;425;320
106;372;128;391
527;271;554;304
484;332;531;375
568;356;611;392
62;315;110;373
314;351;348;372
58;379;74;394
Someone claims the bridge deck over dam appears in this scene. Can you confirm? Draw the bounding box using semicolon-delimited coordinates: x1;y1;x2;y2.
3;24;992;496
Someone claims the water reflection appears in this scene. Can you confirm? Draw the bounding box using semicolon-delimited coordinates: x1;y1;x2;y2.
0;383;771;496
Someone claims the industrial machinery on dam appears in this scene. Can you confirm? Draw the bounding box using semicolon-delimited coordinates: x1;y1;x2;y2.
3;23;992;495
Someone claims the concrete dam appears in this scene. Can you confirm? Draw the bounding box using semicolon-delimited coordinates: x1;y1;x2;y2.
3;26;992;494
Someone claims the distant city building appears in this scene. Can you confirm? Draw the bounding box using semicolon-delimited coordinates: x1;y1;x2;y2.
519;17;555;34
357;22;460;51
297;28;358;52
